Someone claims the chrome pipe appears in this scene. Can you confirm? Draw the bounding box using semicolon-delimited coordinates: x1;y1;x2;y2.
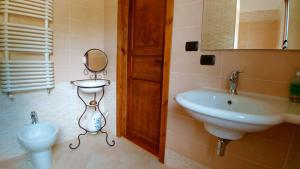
217;138;231;156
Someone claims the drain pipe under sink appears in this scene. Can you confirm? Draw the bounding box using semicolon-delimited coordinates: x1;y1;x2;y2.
217;138;231;156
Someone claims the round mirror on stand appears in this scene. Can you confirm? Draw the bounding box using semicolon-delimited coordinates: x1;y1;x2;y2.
83;49;108;78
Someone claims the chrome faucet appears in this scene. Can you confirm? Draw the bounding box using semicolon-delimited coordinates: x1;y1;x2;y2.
228;71;243;95
30;111;38;124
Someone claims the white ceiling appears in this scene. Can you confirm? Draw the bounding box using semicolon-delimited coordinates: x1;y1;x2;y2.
240;0;283;13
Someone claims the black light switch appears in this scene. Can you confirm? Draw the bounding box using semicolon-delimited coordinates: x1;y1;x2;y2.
200;55;215;65
185;41;198;51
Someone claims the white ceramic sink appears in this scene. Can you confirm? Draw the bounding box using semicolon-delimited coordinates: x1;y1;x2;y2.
71;79;109;93
176;89;285;140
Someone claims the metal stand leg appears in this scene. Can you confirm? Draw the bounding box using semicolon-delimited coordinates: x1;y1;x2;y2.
69;131;88;149
69;87;115;149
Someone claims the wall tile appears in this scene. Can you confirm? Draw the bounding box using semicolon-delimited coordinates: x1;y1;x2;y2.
172;27;202;53
220;77;290;97
220;51;300;82
252;123;296;144
167;112;211;147
225;135;290;169
173;0;203;29
52;17;69;34
171;51;221;75
53;0;70;20
166;130;212;166
211;154;271;169
169;72;221;95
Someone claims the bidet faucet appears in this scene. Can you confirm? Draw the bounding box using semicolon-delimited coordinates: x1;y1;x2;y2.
228;70;243;95
31;111;38;124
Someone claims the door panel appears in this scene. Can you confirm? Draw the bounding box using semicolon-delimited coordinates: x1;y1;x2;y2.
126;0;166;155
130;56;162;82
130;0;165;52
127;79;162;151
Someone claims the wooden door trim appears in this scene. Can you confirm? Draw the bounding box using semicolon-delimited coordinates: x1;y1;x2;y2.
116;0;174;163
116;0;129;138
158;0;174;162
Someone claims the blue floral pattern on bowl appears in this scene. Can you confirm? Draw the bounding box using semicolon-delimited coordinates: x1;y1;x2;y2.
94;117;102;130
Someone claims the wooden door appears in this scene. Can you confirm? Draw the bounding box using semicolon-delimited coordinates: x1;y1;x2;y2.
117;0;174;162
126;0;166;156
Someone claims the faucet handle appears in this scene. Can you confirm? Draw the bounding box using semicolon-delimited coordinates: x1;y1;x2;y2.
232;70;244;74
229;70;244;80
30;111;38;124
231;70;244;76
30;111;36;117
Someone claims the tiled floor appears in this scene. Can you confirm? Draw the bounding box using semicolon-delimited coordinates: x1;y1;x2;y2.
0;135;170;169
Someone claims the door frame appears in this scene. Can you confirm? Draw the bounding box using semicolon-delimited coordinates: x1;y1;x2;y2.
116;0;174;163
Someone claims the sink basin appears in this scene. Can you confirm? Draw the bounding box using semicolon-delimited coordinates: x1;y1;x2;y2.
175;89;283;140
71;79;110;93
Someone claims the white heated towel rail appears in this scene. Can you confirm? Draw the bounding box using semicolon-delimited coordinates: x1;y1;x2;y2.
0;0;54;96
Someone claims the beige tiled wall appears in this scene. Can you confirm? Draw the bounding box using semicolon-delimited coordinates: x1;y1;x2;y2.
53;0;105;83
104;0;118;81
53;0;117;87
166;0;300;169
103;0;118;136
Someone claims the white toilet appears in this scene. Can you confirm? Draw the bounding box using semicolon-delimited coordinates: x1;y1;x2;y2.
17;122;59;169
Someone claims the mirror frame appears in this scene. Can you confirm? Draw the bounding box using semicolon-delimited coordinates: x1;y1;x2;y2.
83;48;108;73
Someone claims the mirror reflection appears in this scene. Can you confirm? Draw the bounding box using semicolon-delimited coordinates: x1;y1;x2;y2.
288;0;300;49
83;49;108;72
201;0;300;50
238;0;284;49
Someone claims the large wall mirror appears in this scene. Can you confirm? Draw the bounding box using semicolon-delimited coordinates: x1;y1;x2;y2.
201;0;300;50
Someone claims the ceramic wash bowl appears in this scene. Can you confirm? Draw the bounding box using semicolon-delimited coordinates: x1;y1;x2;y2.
71;79;110;94
175;89;299;140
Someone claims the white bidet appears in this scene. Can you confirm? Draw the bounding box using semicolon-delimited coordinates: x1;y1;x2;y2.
17;122;59;169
